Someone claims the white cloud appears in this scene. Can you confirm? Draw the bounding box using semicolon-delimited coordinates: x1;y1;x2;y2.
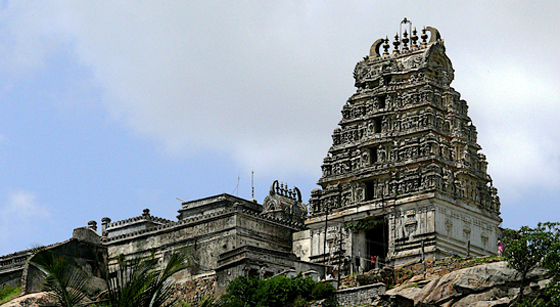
0;2;63;76
1;1;560;213
458;60;560;202
1;189;50;219
0;190;50;254
36;1;347;177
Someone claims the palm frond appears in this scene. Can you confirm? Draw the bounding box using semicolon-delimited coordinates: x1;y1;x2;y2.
30;251;91;307
102;249;190;307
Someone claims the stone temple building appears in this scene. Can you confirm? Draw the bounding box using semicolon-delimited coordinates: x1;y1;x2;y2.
0;22;501;297
0;188;322;296
294;24;501;267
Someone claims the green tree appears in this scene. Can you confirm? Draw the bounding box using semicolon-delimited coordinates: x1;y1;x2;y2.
504;222;560;305
538;222;560;280
538;222;560;307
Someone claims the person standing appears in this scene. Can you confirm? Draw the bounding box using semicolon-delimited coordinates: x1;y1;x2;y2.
498;240;504;256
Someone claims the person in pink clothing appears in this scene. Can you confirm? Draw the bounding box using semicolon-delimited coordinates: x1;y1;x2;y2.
498;240;504;256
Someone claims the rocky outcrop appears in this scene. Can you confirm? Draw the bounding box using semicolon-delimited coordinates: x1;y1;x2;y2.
1;277;217;307
0;292;54;307
379;261;550;306
2;259;552;306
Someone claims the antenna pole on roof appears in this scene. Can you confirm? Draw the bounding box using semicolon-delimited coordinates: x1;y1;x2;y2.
231;174;241;196
252;171;255;199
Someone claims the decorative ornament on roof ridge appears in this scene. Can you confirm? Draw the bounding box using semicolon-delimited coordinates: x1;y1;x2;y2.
369;18;442;58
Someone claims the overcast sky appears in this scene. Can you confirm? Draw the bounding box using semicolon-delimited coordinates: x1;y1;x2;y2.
1;1;559;256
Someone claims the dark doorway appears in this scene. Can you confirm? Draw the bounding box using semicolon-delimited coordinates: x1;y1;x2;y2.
377;95;386;109
373;117;382;133
370;147;378;164
248;268;259;279
365;218;388;267
365;180;375;200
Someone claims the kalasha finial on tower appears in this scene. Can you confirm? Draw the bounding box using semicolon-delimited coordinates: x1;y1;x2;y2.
400;18;412;52
411;28;418;49
421;27;428;47
402;30;410;51
383;36;390;56
370;19;440;57
393;33;400;54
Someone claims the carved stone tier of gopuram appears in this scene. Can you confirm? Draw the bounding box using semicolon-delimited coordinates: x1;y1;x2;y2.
262;180;307;224
293;21;502;267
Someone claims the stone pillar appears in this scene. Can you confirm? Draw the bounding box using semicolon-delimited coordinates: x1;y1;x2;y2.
101;217;111;235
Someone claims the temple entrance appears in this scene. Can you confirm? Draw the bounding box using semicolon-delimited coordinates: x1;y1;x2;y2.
365;217;388;268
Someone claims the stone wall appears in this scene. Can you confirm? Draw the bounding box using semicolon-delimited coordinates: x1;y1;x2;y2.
0;233;103;294
104;211;238;271
170;275;216;306
336;283;386;306
24;239;104;294
0;268;22;289
0;250;35;290
101;197;307;295
237;213;294;253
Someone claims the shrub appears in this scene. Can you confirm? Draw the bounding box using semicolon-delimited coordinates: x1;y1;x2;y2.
221;275;336;307
310;281;336;300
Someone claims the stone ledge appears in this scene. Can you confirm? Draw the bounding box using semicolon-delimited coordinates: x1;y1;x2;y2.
336;282;386;306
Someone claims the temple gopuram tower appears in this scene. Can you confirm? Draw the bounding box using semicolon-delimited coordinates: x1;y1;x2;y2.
293;21;502;267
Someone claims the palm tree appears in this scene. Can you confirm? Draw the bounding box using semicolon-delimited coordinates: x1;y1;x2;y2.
30;250;92;307
101;251;189;307
31;249;191;307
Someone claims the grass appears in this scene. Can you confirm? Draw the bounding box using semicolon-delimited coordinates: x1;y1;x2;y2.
406;282;419;289
0;285;20;305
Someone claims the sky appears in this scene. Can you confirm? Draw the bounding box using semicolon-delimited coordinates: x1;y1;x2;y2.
1;1;559;256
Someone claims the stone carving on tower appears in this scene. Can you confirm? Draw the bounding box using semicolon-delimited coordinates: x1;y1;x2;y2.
263;181;307;224
300;20;502;266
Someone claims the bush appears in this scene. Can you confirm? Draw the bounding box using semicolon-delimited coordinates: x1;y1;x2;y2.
221;275;336;307
220;277;259;307
311;281;336;300
542;282;560;307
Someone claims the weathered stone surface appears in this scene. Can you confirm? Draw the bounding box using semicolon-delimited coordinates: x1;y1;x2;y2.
0;292;54;307
170;276;216;306
417;262;516;303
384;261;549;306
452;288;510;307
262;181;307;224
336;283;386;306
470;297;510;307
380;293;415;307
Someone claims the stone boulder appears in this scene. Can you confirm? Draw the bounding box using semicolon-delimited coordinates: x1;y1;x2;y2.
0;292;54;307
384;261;549;306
